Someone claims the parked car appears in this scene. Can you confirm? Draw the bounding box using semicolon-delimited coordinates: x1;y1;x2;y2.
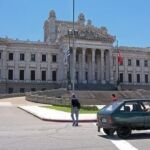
97;99;150;138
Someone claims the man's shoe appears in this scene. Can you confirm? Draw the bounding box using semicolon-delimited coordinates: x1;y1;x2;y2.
75;123;78;126
72;122;75;126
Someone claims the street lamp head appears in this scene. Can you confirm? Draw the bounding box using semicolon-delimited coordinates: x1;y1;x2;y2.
68;29;73;35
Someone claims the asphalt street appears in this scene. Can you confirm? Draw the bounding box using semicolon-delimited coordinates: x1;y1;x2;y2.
0;100;150;150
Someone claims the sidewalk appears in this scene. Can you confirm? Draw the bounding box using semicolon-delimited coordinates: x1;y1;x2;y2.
0;96;105;122
18;105;105;122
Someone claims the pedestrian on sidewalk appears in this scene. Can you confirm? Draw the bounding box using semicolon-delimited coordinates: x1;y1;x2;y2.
111;94;118;102
71;93;80;126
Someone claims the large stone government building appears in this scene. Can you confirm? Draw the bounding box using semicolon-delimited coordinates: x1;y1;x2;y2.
0;10;150;93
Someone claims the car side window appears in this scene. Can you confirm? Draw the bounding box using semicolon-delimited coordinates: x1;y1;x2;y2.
142;101;150;112
119;101;150;113
119;103;132;112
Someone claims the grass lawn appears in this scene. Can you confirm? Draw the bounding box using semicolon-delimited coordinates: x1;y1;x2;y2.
42;105;98;114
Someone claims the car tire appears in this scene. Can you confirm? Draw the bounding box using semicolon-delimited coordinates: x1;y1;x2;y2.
116;127;131;139
98;126;100;132
103;128;115;136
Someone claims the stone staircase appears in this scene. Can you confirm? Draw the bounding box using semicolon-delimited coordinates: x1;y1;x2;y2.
28;88;150;105
75;83;117;91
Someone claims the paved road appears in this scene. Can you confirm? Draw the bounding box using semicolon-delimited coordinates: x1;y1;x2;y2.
0;104;117;150
0;98;150;150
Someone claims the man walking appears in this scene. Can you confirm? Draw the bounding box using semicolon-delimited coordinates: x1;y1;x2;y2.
71;93;80;126
111;94;118;102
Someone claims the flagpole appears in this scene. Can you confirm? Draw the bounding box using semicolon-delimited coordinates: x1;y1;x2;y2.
67;30;71;90
117;40;120;86
72;0;75;92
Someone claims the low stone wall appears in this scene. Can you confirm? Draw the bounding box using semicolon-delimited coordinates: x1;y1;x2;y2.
25;89;150;105
0;93;25;99
25;89;71;105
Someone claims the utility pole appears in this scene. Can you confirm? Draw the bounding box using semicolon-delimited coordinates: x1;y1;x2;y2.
117;40;120;86
72;0;75;92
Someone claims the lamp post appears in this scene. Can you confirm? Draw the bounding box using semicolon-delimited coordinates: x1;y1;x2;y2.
117;40;120;86
67;29;78;91
72;0;75;92
67;30;72;90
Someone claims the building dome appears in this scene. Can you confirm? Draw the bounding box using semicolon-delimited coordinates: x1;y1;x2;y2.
49;10;56;19
78;13;85;22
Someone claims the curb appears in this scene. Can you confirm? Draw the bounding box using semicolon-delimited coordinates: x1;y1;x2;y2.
18;107;97;123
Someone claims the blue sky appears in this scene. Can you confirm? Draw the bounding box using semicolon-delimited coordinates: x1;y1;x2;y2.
0;0;150;47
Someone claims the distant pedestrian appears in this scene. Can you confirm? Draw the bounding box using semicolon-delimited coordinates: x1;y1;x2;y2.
111;94;118;102
71;93;80;126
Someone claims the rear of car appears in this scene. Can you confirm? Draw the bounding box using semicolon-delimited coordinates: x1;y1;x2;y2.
97;99;150;138
97;101;122;132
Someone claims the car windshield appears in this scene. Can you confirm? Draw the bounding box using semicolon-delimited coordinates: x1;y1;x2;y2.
103;101;122;112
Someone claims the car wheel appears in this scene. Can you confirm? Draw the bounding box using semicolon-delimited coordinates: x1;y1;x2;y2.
116;127;131;139
98;126;100;132
103;128;115;136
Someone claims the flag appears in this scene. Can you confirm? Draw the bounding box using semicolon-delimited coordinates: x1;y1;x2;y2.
118;50;123;65
66;49;70;57
64;46;70;64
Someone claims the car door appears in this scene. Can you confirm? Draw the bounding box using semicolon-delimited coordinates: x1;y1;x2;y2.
143;111;150;128
142;101;150;128
114;102;145;128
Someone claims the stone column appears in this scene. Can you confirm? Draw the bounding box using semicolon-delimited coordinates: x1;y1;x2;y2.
92;49;96;83
14;51;18;81
2;50;7;81
109;50;114;84
133;57;136;84
82;48;86;83
124;58;128;83
25;52;30;81
141;59;144;84
101;49;105;83
47;53;51;81
36;53;41;81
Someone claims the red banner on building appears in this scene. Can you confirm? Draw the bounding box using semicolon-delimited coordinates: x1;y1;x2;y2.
118;50;123;65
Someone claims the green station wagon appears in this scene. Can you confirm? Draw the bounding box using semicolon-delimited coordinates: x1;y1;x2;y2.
97;99;150;138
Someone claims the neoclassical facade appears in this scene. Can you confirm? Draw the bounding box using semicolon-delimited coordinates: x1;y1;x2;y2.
0;10;150;93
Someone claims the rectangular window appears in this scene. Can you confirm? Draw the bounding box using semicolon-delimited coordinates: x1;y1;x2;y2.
31;54;35;61
52;55;57;63
95;72;97;80
76;71;79;82
144;60;148;67
9;53;13;60
136;60;140;66
85;55;88;63
42;54;46;62
20;88;25;93
41;70;46;81
119;73;123;83
52;70;57;81
8;69;13;80
31;70;35;80
128;59;132;66
41;88;46;91
145;74;148;83
128;73;132;83
137;74;140;83
8;88;13;94
95;56;97;64
76;54;79;63
20;70;24;80
20;53;25;61
85;71;88;81
31;88;36;91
